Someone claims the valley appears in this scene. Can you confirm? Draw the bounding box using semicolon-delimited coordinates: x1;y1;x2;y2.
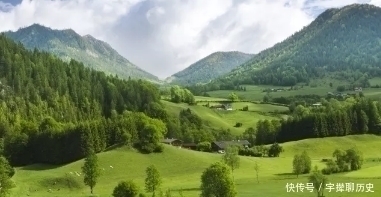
0;2;381;197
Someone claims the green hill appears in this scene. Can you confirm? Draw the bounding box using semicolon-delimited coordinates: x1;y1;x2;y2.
11;135;381;197
162;99;287;135
167;51;254;85
206;4;381;90
4;24;160;82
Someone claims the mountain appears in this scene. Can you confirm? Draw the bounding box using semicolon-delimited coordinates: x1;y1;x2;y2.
4;24;160;82
166;51;254;85
206;4;381;90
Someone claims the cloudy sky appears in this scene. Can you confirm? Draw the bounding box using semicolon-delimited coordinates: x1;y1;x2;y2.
0;0;380;78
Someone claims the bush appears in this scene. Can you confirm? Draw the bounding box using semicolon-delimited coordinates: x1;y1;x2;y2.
323;148;363;175
234;122;243;127
153;144;164;153
242;106;249;111
113;180;139;197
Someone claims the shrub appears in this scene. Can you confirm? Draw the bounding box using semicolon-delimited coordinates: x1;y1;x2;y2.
112;181;139;197
234;122;243;127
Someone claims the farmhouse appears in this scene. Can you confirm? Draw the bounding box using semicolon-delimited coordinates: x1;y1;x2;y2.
209;102;233;110
211;140;251;152
161;138;183;146
182;143;197;150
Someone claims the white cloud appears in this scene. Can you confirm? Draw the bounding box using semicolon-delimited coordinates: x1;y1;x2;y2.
0;0;379;79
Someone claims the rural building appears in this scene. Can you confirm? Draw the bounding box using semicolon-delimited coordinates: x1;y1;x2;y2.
354;87;362;91
209;103;233;110
182;143;197;150
312;103;322;107
211;140;251;151
161;138;183;146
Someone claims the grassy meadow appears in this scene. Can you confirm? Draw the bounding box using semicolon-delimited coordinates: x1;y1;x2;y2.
162;98;286;135
11;135;381;197
207;77;381;101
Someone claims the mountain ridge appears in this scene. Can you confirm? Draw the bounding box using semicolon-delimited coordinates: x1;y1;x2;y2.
167;51;254;85
4;23;160;82
202;3;381;90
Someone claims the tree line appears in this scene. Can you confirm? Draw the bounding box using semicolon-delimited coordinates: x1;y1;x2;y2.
242;97;381;145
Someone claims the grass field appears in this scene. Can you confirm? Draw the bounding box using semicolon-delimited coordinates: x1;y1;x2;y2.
11;135;381;197
162;100;286;135
206;78;381;101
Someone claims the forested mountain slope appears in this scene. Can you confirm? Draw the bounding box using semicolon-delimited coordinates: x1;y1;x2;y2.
167;51;254;85
4;24;160;82
206;4;381;90
0;33;168;166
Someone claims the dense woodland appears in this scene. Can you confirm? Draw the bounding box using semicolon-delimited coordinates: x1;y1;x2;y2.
0;33;172;166
245;97;381;145
0;34;238;166
189;4;381;92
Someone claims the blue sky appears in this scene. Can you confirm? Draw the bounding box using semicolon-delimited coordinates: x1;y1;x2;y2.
0;0;380;78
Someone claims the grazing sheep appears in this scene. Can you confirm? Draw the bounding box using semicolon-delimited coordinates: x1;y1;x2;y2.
110;165;113;169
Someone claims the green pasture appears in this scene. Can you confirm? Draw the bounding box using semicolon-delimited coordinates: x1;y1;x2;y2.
162;100;283;134
205;77;381;101
10;135;381;197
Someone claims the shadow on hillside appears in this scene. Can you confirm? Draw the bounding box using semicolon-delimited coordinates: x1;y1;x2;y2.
173;187;200;192
273;173;297;180
104;143;124;152
275;173;294;176
19;164;63;171
39;175;83;189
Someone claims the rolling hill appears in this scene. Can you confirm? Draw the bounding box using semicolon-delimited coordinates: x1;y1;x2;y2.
4;24;160;82
166;51;254;85
11;135;381;197
206;4;381;89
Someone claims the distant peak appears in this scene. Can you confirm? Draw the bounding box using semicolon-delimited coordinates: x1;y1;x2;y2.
83;34;96;40
22;23;51;30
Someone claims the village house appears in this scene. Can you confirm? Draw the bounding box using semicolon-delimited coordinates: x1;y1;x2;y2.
209;102;233;110
161;138;183;146
211;140;251;152
182;143;197;150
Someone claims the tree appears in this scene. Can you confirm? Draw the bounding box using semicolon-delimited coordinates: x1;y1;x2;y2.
345;147;363;171
145;165;162;196
254;161;260;183
329;82;333;88
197;142;211;152
308;166;328;197
113;180;139;197
292;151;311;177
81;151;100;194
200;162;236;197
263;94;270;103
229;92;238;101
222;145;240;181
268;143;283;157
337;85;345;92
301;151;312;173
292;154;304;178
0;156;14;197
